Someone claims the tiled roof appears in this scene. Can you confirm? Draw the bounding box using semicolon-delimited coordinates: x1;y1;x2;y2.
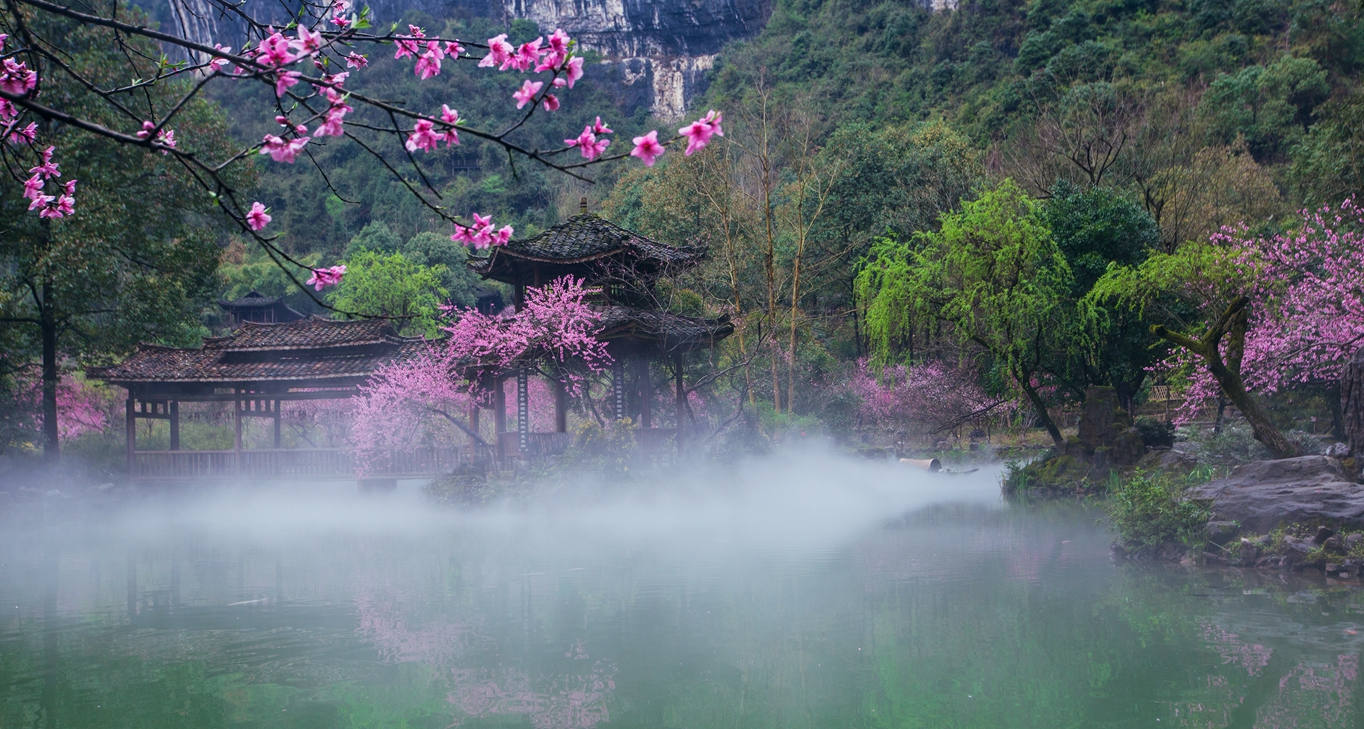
89;339;429;384
594;306;734;351
89;317;430;384
468;214;705;275
218;291;281;308
202;316;398;351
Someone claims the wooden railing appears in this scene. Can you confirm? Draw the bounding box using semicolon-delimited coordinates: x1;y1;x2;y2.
132;447;473;480
498;431;571;458
134;429;680;479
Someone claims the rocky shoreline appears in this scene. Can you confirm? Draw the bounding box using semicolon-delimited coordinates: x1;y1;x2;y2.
1115;455;1364;577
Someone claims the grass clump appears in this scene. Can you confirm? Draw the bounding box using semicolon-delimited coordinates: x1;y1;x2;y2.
1106;467;1217;550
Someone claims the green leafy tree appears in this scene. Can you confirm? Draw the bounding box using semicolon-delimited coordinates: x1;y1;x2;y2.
327;251;447;337
0;5;240;458
343;221;404;260
1045;182;1161;408
402;232;480;308
1288;90;1364;207
856;180;1081;445
1200;55;1330;162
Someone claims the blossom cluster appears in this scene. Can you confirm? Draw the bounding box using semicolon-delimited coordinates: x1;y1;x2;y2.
849;358;997;437
1166;199;1364;422
307;265;347;290
22;147;75;219
451;213;512;249
135;120;177;153
1;34;76;220
566;117;612;160
441;276;611;380
350;276;611;472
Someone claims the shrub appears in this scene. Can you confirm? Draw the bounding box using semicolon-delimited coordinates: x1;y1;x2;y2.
1106;468;1216;549
564;418;638;477
1135;417;1175;448
1177;422;1271;465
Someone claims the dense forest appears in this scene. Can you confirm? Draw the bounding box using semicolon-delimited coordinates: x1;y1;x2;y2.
5;0;1364;459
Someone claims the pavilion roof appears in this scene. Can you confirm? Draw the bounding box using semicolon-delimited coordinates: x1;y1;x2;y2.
218;291;283;308
594;306;734;353
468;214;706;285
89;317;429;387
202;316;399;351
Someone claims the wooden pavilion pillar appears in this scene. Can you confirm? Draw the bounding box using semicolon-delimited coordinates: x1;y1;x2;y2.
469;402;482;462
516;366;529;457
675;352;686;455
638;358;652;429
554;379;567;433
272;399;282;449
612;359;626;421
168;400;180;451
493;376;507;460
125;392;136;476
233;393;243;453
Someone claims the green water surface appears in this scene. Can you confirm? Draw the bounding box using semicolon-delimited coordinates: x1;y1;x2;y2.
1;457;1360;728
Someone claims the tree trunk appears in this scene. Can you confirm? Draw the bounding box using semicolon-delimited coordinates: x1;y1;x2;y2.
41;280;58;461
1017;372;1064;446
1342;346;1364;456
1152;297;1300;459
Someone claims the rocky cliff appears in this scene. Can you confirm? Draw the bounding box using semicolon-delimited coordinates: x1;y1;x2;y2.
501;0;771;118
161;0;770;117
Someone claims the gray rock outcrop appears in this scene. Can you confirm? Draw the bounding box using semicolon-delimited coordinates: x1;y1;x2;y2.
1191;456;1364;532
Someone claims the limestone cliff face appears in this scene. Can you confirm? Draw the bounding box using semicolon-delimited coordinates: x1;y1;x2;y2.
165;0;768;117
501;0;771;118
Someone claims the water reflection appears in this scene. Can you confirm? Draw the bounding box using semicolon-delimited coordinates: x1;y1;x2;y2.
0;455;1361;727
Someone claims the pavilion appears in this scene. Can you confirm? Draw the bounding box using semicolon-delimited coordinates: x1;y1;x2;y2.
86;317;466;480
91;211;731;479
217;290;304;326
467;210;733;460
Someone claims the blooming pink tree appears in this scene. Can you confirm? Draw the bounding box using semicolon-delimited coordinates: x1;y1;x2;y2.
849;358;1001;441
0;1;723;301
1147;200;1364;427
350;276;611;472
9;372;110;443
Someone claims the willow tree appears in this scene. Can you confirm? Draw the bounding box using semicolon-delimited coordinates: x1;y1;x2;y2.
855;179;1080;446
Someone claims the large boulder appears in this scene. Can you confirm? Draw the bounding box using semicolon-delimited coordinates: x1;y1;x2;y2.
1079;387;1131;451
1190;456;1364;532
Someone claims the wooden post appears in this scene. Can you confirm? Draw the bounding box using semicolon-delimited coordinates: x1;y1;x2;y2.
272;399;282;449
517;366;529;457
613;359;626;421
125;392;136;477
1344;346;1364;460
233;393;243;457
639;358;652;429
554;379;567;433
169;400;180;451
493;376;507;460
675;353;685;455
470;403;482;462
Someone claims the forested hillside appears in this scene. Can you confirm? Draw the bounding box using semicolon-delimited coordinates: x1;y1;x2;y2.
595;0;1364;430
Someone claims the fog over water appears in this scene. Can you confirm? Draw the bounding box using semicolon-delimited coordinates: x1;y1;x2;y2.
2;447;1362;727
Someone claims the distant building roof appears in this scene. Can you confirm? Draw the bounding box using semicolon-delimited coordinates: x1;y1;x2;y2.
89;316;429;391
217;291;304;324
468;214;706;287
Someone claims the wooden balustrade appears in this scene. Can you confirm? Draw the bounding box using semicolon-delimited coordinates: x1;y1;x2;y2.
498;432;571;458
131;446;476;480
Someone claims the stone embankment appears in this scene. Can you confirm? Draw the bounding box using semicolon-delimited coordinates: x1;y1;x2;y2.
1184;455;1364;576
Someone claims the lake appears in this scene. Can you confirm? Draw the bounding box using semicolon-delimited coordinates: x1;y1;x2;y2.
1;449;1360;728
